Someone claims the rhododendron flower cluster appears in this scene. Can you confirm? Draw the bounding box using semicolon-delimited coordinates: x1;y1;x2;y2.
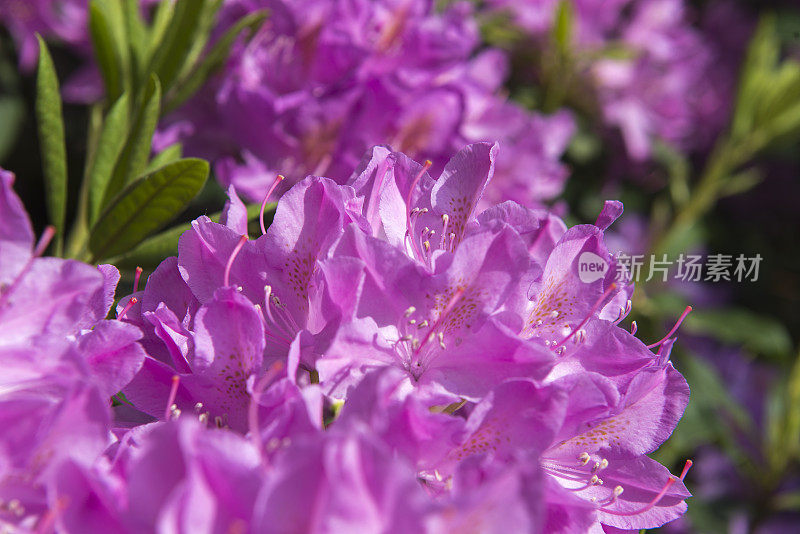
484;0;745;161
0;144;692;532
158;0;575;207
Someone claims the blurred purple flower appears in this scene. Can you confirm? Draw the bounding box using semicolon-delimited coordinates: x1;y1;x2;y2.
159;0;574;207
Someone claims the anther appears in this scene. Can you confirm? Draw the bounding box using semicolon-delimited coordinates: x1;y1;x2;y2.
404;160;433;261
437;331;446;349
630;321;638;335
8;499;23;517
133;266;143;293
117;297;138;320
679;459;693;481
579;452;591;465
404;306;416;317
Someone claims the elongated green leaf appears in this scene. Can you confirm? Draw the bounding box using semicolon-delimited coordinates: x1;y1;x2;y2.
89;93;131;222
684;308;793;359
165;10;268;113
89;0;133;101
89;158;209;261
148;0;207;91
89;1;121;100
35;35;68;255
144;0;176;68
110;202;271;270
178;0;224;77
123;0;148;86
553;0;573;56
104;75;161;206
732;15;779;139
145;143;183;174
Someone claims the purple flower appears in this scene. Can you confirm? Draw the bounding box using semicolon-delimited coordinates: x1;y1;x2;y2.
0;0;88;69
87;144;692;532
159;0;574;207
485;0;744;161
0;168;147;530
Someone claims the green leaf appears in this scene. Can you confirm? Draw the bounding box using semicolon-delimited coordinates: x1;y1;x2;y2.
122;0;148;90
104;74;161;206
164;10;269;113
719;167;762;197
88;93;131;222
144;0;176;68
178;0;224;78
684;308;793;359
0;95;24;163
783;352;800;459
732;15;780;139
145;143;183;174
148;0;207;91
110;202;270;270
35;35;68;256
552;0;574;56
89;158;210;261
89;0;131;101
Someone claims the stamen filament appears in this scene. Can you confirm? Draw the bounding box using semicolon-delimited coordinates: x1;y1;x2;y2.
404;160;432;262
248;361;285;464
647;306;692;349
414;286;465;358
33;226;56;257
164;375;180;421
553;283;617;349
133;266;143;293
224;235;249;287
601;477;676;516
117;297;138;320
259;175;285;236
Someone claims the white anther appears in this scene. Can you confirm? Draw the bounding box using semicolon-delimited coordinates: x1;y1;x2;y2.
423;240;430;251
578;452;591;465
194;402;204;412
404;306;416;317
550;310;559;318
409;319;416;325
8;499;23;517
613;485;624;497
590;475;599;485
599;458;609;470
199;413;209;424
437;331;446;349
417;320;429;328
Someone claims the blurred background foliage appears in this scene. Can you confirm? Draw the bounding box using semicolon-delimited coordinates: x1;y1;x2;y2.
1;0;799;532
